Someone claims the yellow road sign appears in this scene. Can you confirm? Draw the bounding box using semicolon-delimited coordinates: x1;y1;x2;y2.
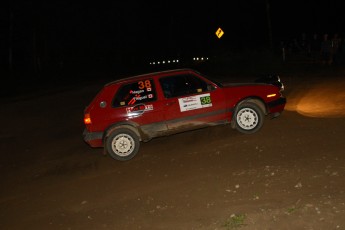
215;28;224;39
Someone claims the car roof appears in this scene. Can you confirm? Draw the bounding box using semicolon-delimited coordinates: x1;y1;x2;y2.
105;68;199;87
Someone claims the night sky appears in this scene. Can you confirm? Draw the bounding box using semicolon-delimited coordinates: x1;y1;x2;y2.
3;0;345;77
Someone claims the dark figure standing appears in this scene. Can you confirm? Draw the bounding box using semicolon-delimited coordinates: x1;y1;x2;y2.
331;33;342;65
320;33;333;65
310;33;321;63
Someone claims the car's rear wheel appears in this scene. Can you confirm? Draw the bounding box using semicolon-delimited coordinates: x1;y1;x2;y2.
105;128;140;161
234;102;264;134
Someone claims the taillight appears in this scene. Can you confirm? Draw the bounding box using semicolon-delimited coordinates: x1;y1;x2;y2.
84;113;92;125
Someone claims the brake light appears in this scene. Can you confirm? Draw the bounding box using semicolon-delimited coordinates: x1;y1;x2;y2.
84;113;92;125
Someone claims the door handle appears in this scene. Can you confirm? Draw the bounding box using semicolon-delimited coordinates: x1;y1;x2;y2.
166;101;176;106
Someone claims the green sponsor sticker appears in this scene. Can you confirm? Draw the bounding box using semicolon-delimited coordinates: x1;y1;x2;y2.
200;95;211;105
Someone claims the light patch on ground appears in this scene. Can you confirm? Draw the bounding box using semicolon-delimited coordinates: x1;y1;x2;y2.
285;80;345;118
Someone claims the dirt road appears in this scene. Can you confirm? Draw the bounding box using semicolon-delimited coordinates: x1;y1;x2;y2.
1;66;345;230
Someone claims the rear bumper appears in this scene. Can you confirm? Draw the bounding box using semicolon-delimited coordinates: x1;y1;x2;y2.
83;129;103;147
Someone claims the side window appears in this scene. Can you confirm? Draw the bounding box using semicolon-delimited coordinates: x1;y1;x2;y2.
113;79;156;107
185;74;208;93
159;74;208;98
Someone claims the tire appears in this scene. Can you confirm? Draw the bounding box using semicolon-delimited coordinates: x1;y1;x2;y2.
234;102;264;134
105;128;140;161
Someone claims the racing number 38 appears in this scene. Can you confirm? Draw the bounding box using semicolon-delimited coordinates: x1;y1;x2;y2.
200;95;211;105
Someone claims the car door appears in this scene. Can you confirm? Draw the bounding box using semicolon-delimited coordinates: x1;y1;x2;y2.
112;78;169;138
158;73;227;134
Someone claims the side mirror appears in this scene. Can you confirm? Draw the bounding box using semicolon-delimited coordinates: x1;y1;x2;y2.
207;84;216;91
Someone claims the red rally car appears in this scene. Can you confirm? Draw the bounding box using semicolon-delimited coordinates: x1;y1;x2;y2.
83;68;286;161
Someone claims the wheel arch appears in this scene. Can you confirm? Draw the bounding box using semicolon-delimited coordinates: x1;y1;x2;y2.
104;122;142;143
239;97;267;115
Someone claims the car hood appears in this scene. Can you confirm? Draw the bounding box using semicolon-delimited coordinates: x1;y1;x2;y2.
219;74;284;92
221;82;268;87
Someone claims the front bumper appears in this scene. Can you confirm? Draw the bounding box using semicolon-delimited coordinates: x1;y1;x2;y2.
83;129;103;147
267;97;286;116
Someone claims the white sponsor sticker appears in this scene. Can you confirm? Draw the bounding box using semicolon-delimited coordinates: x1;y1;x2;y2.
178;93;212;112
126;104;154;114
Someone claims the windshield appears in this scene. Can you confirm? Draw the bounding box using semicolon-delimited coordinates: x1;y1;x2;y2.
196;71;224;88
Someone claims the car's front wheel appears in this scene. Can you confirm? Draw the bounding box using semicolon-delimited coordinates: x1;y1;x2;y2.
105;128;140;161
234;102;264;134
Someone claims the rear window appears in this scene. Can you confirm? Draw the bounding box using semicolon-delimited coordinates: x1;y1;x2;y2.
112;79;157;107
